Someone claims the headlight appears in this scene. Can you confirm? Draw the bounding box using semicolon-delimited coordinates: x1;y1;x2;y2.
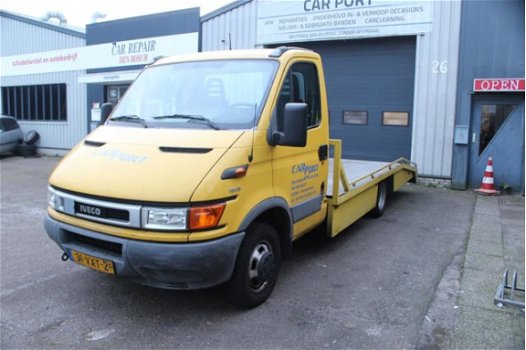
48;187;65;212
48;190;55;207
141;203;225;231
142;208;187;230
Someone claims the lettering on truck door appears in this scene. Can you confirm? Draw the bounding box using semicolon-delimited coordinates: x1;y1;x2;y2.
271;62;327;236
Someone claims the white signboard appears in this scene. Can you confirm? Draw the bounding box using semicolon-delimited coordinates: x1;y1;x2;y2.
78;70;141;84
256;0;433;44
1;32;198;77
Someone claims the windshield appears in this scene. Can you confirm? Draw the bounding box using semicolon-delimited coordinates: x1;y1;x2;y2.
109;59;278;130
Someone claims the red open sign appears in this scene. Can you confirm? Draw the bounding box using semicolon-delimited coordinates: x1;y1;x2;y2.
473;78;525;92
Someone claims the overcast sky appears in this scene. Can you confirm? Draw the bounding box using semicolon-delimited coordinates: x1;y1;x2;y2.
0;0;234;28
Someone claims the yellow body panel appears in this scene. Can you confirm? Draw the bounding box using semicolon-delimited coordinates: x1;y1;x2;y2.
394;169;416;191
328;187;377;238
326;139;417;238
50;127;244;202
188;131;275;242
292;201;328;240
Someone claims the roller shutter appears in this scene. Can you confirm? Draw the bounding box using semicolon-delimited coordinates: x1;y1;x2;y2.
298;36;416;161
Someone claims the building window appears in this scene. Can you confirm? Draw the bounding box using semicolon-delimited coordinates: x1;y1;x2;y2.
382;111;409;126
343;110;368;125
1;84;67;121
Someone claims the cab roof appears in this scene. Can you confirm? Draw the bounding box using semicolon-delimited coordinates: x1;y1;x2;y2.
153;47;318;66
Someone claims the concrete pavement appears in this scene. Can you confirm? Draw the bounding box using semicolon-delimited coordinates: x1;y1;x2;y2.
451;194;525;349
418;192;525;349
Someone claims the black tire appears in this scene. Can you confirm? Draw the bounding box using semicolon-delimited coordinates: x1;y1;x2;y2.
369;181;387;218
14;143;36;157
228;222;281;308
24;130;40;145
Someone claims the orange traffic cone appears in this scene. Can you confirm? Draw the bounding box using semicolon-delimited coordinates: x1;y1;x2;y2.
474;157;500;196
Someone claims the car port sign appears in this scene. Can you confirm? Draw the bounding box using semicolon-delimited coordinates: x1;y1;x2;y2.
256;0;433;44
473;78;525;92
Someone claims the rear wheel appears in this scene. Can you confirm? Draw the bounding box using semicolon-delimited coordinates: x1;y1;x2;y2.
369;181;387;218
228;222;281;308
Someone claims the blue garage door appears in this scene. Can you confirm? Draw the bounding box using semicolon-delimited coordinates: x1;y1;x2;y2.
299;37;416;161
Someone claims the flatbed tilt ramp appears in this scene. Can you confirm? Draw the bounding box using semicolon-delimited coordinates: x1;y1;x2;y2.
326;139;417;238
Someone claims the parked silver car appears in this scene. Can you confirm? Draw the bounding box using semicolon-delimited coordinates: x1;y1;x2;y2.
0;115;24;154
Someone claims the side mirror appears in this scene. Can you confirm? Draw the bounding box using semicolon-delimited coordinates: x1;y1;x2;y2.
100;103;113;124
270;102;308;147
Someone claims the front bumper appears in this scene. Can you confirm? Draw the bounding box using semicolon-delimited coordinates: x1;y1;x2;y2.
44;215;244;289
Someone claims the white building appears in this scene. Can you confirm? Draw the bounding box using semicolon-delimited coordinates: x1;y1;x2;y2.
1;10;87;153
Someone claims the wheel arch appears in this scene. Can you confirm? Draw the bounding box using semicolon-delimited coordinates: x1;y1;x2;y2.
238;197;293;258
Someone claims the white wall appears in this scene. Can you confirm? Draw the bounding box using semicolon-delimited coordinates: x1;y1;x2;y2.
201;1;258;51
411;0;462;177
0;14;87;152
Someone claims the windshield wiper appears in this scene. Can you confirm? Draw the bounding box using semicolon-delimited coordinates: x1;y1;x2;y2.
109;115;147;128
153;114;221;130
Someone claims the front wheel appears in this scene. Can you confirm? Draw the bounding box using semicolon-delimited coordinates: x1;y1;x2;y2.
228;222;281;308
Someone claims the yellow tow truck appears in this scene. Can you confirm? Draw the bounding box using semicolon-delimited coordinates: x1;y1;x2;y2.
45;47;416;307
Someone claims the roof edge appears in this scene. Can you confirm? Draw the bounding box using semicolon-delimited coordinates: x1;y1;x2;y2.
86;7;200;29
0;10;86;38
200;0;253;22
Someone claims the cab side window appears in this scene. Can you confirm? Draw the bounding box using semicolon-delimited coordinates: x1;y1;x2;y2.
275;63;321;131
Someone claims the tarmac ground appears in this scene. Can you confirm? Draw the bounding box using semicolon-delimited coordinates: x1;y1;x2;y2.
0;155;524;349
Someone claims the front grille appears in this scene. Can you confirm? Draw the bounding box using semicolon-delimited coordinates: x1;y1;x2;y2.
66;230;122;255
75;201;129;222
51;187;142;228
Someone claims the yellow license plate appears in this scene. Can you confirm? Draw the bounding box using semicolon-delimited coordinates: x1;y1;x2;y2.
71;250;115;275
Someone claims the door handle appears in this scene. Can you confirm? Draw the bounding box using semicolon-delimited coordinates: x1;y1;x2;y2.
318;144;328;161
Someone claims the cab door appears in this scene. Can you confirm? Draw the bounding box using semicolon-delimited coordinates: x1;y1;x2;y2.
271;61;329;238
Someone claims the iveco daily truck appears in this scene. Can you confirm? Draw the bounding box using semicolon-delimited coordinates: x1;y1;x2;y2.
45;47;417;307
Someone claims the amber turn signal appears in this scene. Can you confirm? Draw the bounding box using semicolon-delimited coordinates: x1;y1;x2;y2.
189;203;226;230
221;165;248;180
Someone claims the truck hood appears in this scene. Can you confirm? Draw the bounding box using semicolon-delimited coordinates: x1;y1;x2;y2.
49;126;244;202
